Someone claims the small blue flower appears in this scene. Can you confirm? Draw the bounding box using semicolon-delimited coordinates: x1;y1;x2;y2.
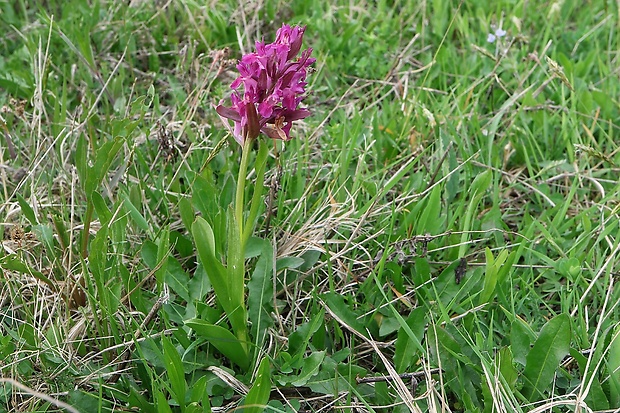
487;27;506;43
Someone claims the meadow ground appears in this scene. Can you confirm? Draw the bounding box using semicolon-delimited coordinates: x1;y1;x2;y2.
1;1;620;412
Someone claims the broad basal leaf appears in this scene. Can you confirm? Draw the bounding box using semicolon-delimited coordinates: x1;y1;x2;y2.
185;319;249;370
522;314;571;401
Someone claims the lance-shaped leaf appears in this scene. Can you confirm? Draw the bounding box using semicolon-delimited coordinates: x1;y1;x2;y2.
185;319;249;370
192;217;230;310
522;314;571;401
241;357;271;413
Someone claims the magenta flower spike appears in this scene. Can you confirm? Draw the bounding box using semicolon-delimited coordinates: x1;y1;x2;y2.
216;24;315;145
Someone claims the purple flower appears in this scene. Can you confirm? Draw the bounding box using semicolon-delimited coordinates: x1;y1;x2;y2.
216;24;315;145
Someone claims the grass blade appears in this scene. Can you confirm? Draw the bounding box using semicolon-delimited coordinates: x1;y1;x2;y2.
608;327;620;407
162;336;187;412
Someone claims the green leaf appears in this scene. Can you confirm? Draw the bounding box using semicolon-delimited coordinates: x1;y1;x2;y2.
94;137;124;189
0;78;32;100
479;248;509;304
291;351;325;387
68;390;106;413
32;224;56;259
221;208;248;349
608;327;620;407
470;170;493;202
556;257;582;279
185;319;249;370
298;250;321;272
288;309;325;359
179;197;195;233
85;137;124;196
241;357;271;413
245;237;266;259
155;227;171;287
0;254;55;288
52;214;70;251
368;271;425;356
170;231;193;258
127;386;156;413
89;226;114;310
432;326;475;365
394;307;426;372
155;388;174;413
188;376;211;412
192;217;230;311
497;347;518;390
226;207;246;330
16;193;37;225
275;256;306;272
321;292;369;339
523;314;571;401
247;240;274;350
75;135;88;189
416;185;441;234
479;248;497;304
91;191;112;227
569;347;587;373
187;264;211;302
579;326;612;410
510;319;532;366
122;193;150;232
165;259;191;306
496;251;516;285
141;241;158;268
190;174;219;220
458;169;492;257
584;376;609;411
303;356;365;395
162;336;186;412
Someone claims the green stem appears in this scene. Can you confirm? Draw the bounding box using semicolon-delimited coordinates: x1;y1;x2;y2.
236;138;252;246
234;138;253;355
81;201;94;258
242;140;268;245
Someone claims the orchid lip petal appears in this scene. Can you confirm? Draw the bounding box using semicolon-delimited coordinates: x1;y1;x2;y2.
261;125;289;141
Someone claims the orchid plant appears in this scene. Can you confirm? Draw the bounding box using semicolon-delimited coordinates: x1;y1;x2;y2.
188;25;314;371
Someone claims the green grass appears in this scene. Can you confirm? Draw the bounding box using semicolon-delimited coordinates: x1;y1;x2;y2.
1;0;620;412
